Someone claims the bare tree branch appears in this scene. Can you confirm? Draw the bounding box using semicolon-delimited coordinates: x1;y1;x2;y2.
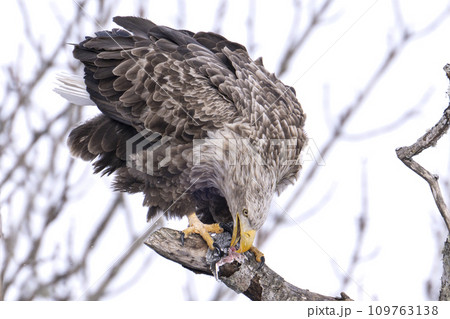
440;237;450;300
396;64;450;300
0;213;3;301
396;65;450;232
339;160;369;291
245;0;256;55
212;0;228;34
145;227;351;301
84;225;157;301
277;0;334;77
343;88;432;141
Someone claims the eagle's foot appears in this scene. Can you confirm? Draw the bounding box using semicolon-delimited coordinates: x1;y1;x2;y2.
181;212;223;250
249;246;265;266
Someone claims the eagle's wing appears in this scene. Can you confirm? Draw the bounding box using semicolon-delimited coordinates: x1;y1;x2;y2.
69;17;269;216
73;16;252;143
69;16;306;207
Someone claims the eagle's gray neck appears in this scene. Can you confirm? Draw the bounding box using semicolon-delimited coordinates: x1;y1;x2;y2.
190;125;276;230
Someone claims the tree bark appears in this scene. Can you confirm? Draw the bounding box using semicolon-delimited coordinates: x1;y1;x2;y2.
145;227;351;301
439;236;450;301
396;64;450;300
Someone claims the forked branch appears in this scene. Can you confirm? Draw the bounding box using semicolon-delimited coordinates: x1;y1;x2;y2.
396;64;450;301
395;64;450;232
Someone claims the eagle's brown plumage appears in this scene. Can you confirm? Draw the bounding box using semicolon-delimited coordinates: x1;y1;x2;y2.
68;16;306;252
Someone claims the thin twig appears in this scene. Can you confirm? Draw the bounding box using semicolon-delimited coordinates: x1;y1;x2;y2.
277;0;334;77
340;160;370;291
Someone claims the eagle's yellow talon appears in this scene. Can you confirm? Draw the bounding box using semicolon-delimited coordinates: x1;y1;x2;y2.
249;246;264;263
182;212;223;250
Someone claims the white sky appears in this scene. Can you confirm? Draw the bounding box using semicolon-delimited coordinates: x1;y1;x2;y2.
2;0;450;302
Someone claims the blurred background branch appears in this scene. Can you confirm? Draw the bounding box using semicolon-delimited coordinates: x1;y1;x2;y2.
0;0;153;301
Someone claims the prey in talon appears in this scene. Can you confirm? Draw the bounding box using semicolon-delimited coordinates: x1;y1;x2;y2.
207;220;266;279
206;228;245;280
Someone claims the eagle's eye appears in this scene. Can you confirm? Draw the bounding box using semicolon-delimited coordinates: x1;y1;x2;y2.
242;208;249;217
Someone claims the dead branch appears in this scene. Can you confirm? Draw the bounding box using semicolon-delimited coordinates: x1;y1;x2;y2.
395;65;450;232
276;0;334;77
440;237;450;300
396;64;450;300
145;227;351;301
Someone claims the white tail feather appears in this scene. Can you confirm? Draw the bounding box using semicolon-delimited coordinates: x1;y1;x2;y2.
54;72;93;106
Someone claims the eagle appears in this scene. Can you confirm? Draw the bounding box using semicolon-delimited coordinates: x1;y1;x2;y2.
58;16;306;263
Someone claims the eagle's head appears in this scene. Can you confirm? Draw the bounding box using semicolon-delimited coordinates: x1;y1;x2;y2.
222;140;277;254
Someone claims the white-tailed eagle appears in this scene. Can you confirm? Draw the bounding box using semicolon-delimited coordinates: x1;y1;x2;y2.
59;16;306;263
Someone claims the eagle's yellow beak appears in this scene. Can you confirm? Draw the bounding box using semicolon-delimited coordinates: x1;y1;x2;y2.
231;212;256;253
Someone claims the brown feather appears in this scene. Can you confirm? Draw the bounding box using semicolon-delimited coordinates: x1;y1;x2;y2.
68;16;306;228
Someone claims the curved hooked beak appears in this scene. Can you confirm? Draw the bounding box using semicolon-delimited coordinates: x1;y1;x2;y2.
230;212;256;253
